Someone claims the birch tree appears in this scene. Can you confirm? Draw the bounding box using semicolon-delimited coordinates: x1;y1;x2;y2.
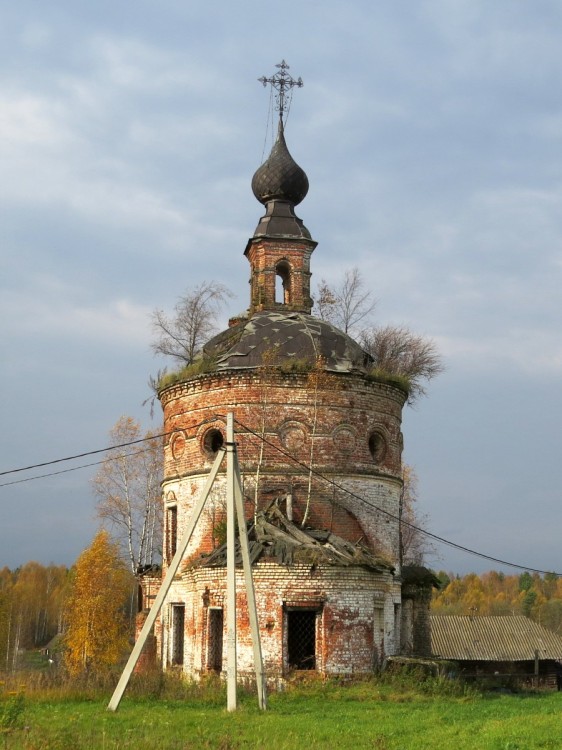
399;465;436;566
64;531;132;677
315;267;377;335
92;417;163;576
151;281;233;365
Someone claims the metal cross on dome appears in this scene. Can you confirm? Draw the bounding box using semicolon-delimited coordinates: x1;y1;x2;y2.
258;60;303;121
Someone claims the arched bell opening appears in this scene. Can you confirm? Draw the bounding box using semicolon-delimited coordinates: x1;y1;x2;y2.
275;260;292;305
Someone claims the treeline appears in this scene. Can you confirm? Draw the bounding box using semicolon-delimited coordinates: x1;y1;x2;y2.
0;563;71;671
0;533;138;676
432;571;562;633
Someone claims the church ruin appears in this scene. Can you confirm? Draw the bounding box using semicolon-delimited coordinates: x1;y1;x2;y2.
139;62;434;682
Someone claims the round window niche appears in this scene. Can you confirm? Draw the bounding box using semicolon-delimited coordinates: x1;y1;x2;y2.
279;421;307;452
170;431;186;460
368;431;387;464
332;425;357;455
202;428;225;457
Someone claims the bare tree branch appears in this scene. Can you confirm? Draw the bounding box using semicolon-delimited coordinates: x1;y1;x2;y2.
151;281;233;365
361;324;444;404
92;417;163;575
399;465;437;566
314;268;377;334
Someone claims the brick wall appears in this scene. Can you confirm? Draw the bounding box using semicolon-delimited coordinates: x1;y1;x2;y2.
160;370;404;565
143;366;436;679
155;562;401;679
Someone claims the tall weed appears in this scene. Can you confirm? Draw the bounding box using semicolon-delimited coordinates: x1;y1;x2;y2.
0;691;26;733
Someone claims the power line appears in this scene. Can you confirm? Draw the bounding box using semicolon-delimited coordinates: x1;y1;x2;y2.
2;411;559;576
0;417;218;480
0;431;169;478
229;415;562;577
0;447;156;488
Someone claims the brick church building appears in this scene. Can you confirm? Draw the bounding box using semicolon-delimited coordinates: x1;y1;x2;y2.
140;69;434;680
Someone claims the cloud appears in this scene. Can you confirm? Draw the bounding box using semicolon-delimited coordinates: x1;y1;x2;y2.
0;275;151;347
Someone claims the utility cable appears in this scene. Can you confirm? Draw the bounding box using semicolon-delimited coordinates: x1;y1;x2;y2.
0;417;217;479
228;414;562;577
0;446;156;488
2;411;559;576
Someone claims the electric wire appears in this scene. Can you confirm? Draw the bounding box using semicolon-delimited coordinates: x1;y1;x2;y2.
228;414;562;577
0;447;156;488
0;417;217;480
2;411;559;576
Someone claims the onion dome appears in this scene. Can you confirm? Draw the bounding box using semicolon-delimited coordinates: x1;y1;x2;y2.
252;121;309;206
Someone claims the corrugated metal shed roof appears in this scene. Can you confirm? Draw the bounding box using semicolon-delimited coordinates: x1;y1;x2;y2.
431;615;562;661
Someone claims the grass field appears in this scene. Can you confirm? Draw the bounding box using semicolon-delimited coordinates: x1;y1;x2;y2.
2;675;562;749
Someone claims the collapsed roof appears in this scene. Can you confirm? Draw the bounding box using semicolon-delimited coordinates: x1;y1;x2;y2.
192;505;393;573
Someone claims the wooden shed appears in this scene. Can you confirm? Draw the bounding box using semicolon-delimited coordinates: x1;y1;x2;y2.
430;615;562;689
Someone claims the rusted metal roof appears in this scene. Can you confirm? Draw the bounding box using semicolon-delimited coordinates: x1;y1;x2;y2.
430;615;562;661
204;310;371;374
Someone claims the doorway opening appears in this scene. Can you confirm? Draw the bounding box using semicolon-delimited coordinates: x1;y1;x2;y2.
287;609;317;670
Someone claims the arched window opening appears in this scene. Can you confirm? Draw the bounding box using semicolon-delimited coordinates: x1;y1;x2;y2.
275;261;291;305
368;431;387;464
202;428;224;457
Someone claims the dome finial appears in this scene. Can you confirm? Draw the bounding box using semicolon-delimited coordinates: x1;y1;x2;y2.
258;60;303;126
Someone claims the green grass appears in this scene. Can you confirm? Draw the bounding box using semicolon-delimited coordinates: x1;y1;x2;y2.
2;676;562;749
157;356;218;390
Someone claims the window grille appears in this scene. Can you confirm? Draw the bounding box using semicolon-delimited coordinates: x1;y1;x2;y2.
208;608;224;672
171;604;184;666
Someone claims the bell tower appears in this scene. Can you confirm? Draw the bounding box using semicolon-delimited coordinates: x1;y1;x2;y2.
245;61;317;314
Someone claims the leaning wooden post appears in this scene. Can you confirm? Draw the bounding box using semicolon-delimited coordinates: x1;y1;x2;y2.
107;447;226;712
233;458;267;710
226;412;237;711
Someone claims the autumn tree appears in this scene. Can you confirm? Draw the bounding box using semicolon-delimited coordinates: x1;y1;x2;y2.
432;570;562;632
64;530;133;677
151;280;233;365
399;465;436;566
315;267;377;334
92;416;163;576
0;563;70;672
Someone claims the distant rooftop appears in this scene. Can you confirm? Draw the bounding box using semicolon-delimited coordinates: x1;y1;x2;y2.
431;615;562;661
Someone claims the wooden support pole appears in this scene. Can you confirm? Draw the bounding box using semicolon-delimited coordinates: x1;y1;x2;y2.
233;459;267;710
107;448;226;712
226;412;237;712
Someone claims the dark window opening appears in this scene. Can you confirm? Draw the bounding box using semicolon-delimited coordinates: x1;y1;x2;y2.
208;608;224;672
275;261;291;305
166;506;177;564
171;604;185;666
368;431;387;464
203;428;224;456
287;609;316;670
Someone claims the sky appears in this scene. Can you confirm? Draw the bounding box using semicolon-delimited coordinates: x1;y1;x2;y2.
2;0;562;576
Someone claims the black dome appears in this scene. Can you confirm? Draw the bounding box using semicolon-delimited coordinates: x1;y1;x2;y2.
251;123;309;206
204;311;371;374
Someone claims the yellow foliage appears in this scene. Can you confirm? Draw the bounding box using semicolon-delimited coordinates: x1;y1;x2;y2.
64;530;133;677
432;570;562;630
